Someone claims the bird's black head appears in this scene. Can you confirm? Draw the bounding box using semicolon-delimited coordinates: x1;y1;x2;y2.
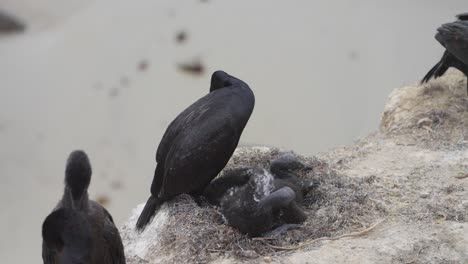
65;150;92;200
42;208;92;264
270;152;312;176
456;12;468;21
210;70;243;92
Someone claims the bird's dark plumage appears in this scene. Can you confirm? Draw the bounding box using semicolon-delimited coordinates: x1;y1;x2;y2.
136;70;255;230
203;167;253;205
421;13;468;94
221;182;297;236
206;153;314;237
42;150;126;264
436;21;468;65
42;208;92;264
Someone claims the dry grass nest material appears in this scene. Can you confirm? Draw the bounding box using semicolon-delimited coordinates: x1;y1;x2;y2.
157;148;385;262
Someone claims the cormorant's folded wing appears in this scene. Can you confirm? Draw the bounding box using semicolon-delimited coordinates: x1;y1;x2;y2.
436;21;468;65
155;92;221;163
42;242;57;264
103;217;126;264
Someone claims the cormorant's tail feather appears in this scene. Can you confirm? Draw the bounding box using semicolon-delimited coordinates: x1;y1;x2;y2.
421;62;439;84
136;195;164;231
421;59;446;84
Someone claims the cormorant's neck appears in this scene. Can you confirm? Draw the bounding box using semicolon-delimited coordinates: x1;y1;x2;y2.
62;187;89;211
258;187;295;211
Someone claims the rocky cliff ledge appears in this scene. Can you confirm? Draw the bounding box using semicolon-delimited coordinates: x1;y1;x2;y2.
120;70;468;264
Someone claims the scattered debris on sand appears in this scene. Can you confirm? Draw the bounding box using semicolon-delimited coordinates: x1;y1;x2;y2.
137;60;149;72
0;10;25;34
96;195;110;206
109;87;120;98
177;59;205;76
175;31;187;44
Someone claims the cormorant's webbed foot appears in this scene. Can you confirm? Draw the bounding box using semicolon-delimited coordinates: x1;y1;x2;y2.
280;201;308;224
261;224;303;238
136;195;164;231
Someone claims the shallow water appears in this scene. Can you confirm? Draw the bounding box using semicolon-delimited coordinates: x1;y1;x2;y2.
0;0;466;263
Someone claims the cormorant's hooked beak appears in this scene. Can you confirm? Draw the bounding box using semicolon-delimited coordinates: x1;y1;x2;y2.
210;70;233;92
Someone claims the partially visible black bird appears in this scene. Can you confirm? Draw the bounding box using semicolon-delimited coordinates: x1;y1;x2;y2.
42;150;126;264
421;13;468;94
136;70;255;230
0;10;25;34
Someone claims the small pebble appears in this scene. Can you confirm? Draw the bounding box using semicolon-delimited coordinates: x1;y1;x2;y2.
264;257;273;263
110;180;123;190
109;87;120;98
175;31;187;43
240;250;258;259
96;195;110;206
120;77;130;87
138;60;149;72
419;192;430;198
178;60;204;75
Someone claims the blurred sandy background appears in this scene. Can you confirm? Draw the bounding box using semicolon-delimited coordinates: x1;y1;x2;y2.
0;0;466;263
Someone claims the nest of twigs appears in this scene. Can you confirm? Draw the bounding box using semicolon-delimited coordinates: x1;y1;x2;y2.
155;147;384;263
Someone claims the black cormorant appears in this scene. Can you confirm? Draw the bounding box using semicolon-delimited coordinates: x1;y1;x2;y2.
421;13;468;94
42;150;126;264
136;70;255;230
